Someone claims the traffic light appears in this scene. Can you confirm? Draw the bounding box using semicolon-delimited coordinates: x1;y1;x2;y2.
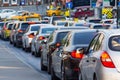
109;0;115;6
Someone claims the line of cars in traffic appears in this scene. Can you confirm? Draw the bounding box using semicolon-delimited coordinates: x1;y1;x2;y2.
0;15;119;80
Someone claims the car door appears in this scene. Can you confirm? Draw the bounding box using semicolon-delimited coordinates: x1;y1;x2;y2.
88;33;104;79
80;34;100;80
52;46;63;77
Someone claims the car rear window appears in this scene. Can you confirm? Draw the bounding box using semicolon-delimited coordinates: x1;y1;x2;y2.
94;25;110;29
57;22;66;26
41;28;56;34
89;20;101;23
21;23;30;31
109;35;120;51
8;24;13;30
31;26;40;31
73;32;96;45
56;32;68;42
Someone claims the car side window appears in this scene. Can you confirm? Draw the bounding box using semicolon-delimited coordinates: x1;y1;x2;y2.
94;33;104;52
87;34;100;54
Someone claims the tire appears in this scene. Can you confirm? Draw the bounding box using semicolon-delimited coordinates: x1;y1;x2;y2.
47;57;51;74
93;75;97;80
79;71;83;80
41;56;47;71
61;64;67;80
51;67;59;80
10;40;12;44
32;51;35;55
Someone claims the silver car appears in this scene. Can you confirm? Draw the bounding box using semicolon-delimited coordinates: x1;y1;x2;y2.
79;29;120;80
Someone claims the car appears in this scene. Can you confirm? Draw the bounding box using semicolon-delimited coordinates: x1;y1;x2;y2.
51;29;98;80
79;29;120;80
0;9;16;19
46;6;62;16
40;27;89;73
13;21;40;47
2;22;14;40
31;24;55;55
22;24;41;51
71;6;94;18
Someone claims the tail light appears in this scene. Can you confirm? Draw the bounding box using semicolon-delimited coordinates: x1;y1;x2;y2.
3;26;7;30
71;50;83;59
28;34;34;38
38;36;45;40
56;42;61;47
100;51;115;68
18;30;23;33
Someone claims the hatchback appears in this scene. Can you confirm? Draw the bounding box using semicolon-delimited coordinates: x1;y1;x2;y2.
79;29;120;80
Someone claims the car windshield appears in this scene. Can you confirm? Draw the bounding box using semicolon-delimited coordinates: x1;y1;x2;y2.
109;35;120;51
73;32;96;45
56;32;68;42
41;28;56;34
52;16;66;24
31;26;40;31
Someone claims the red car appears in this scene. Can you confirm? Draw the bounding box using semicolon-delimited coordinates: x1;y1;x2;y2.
72;6;94;18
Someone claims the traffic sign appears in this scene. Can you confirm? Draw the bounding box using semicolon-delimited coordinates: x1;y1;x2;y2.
66;2;73;9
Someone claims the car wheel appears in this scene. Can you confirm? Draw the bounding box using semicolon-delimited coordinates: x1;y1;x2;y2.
47;57;51;74
93;75;97;80
61;64;67;80
51;67;59;80
79;71;83;80
13;42;16;47
10;40;12;44
41;56;47;71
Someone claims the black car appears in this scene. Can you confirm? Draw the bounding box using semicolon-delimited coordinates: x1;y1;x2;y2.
51;29;98;80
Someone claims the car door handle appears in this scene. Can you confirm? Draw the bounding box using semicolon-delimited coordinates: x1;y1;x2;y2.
86;60;89;62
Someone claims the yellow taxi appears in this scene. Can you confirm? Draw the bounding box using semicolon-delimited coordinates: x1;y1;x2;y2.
46;6;63;16
9;12;41;21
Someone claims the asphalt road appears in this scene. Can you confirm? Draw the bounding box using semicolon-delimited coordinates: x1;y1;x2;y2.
0;39;50;80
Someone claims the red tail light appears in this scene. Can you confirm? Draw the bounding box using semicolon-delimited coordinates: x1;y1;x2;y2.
71;50;83;59
56;42;60;47
28;34;34;38
18;30;23;33
100;51;115;68
38;36;45;40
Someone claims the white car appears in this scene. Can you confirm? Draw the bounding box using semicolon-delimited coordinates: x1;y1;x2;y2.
31;25;57;57
0;9;16;19
22;24;41;52
79;29;120;80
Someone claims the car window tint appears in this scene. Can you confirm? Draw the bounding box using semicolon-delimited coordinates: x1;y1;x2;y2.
31;26;40;31
73;32;97;45
109;35;120;51
94;25;110;29
21;23;30;30
56;32;68;42
89;20;101;23
41;28;56;34
7;24;13;30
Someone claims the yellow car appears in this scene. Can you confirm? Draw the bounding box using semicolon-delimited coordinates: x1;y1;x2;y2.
46;7;63;16
10;12;41;21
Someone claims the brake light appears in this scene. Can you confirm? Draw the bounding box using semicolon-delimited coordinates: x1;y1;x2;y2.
28;34;34;38
71;50;83;59
56;42;60;47
38;36;45;40
100;51;115;68
18;30;23;33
